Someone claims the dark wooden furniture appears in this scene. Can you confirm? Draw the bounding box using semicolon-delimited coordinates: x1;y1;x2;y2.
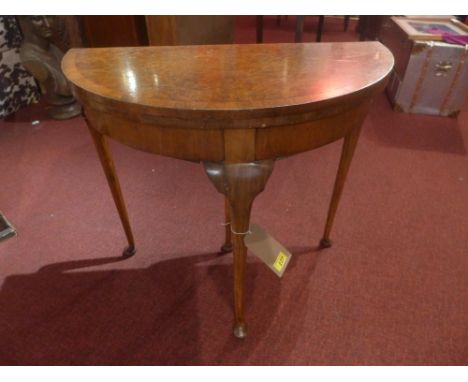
344;15;351;31
356;16;389;41
57;16;234;49
62;42;394;338
296;16;352;42
145;16;234;46
257;15;319;43
80;16;148;47
256;16;264;43
257;16;351;43
294;16;324;42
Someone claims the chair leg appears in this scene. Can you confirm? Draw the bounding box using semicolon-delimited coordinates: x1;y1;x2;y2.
256;15;263;43
316;15;324;42
295;16;305;42
344;16;350;31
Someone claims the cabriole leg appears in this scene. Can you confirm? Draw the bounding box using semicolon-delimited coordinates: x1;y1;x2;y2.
204;160;274;338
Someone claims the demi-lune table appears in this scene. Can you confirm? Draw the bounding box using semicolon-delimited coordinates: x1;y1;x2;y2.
62;42;394;338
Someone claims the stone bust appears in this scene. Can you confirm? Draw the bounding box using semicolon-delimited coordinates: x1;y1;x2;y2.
18;16;81;119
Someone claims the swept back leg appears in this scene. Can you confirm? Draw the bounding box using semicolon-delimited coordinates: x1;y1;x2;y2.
86;121;136;258
204;160;274;338
219;197;233;254
320;126;361;249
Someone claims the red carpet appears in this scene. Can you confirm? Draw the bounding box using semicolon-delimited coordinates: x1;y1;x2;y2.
0;16;467;365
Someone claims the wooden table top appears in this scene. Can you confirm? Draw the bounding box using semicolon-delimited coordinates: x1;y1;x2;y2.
62;42;394;125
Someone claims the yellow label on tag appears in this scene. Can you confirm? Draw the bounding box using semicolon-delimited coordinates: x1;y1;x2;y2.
273;252;288;272
244;224;292;278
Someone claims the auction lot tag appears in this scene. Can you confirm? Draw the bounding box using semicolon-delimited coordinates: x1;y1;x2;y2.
244;224;292;278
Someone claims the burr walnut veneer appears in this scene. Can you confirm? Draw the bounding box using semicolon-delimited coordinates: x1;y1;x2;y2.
62;42;394;338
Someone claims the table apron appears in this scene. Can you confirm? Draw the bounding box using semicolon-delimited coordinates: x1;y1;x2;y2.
84;99;370;163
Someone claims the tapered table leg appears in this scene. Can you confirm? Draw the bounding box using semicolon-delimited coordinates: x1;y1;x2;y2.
220;197;233;254
204;160;274;338
320;126;361;249
86;123;136;258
